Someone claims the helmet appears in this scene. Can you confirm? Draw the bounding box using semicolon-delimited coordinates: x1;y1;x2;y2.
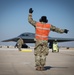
39;16;48;23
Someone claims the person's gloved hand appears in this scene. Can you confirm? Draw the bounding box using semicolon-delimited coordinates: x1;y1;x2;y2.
29;8;33;13
64;29;69;34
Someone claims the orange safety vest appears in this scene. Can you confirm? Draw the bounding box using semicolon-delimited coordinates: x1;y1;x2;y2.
35;22;51;40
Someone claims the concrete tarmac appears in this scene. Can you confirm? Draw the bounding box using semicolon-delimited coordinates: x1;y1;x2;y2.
0;48;74;75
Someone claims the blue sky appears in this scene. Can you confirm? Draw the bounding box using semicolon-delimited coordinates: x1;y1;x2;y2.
0;0;74;47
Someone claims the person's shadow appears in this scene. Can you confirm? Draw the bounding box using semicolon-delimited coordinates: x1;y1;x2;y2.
44;66;68;71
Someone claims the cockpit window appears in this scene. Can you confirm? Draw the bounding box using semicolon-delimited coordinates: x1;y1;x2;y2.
25;34;29;36
21;34;25;36
21;34;29;36
19;33;35;37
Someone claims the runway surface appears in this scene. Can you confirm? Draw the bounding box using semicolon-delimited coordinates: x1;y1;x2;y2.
0;48;74;75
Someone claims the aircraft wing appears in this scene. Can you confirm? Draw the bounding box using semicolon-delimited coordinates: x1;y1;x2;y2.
2;37;74;43
2;37;20;42
2;32;74;43
48;37;74;42
2;37;35;43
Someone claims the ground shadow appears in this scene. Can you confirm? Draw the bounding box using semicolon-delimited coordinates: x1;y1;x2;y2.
44;66;68;71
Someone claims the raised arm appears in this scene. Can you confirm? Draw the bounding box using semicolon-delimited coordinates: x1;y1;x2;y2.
28;8;36;27
50;24;69;34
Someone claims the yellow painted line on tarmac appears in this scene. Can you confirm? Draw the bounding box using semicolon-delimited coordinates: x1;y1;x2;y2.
21;49;32;52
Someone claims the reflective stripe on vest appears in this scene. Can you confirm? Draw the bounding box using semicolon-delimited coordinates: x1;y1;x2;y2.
35;22;51;40
36;27;50;30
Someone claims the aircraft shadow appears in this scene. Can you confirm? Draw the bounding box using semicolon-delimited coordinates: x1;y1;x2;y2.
44;66;68;71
